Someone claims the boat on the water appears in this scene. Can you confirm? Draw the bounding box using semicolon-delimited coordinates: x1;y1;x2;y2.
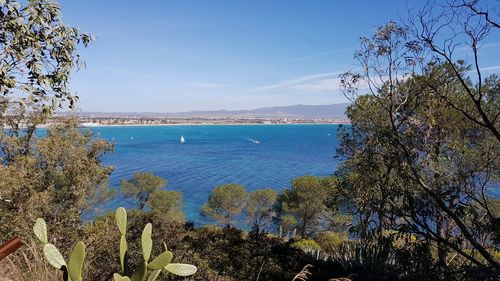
180;135;185;144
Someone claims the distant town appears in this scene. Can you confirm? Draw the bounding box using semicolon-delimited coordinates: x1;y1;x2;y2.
57;104;351;126
73;114;349;126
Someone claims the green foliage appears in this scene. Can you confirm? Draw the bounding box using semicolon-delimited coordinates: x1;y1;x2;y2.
147;190;184;222
277;176;336;237
459;248;500;267
180;226;311;281
279;214;297;238
0;0;108;252
0;119;114;244
316;231;348;252
339;59;500;266
338;11;500;273
33;207;197;281
486;197;500;245
119;173;185;225
310;234;434;279
0;0;93;115
328;214;352;232
291;239;321;252
246;188;277;237
201;183;248;227
5;0;499;279
121;172;167;210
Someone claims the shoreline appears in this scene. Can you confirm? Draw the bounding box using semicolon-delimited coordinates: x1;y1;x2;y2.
3;120;350;129
79;122;349;128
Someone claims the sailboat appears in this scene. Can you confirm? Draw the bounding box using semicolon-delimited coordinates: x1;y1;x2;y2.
180;135;185;144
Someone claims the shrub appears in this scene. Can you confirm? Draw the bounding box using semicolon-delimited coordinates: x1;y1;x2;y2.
291;239;322;252
316;232;348;254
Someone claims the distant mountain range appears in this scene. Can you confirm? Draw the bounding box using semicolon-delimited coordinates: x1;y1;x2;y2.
76;103;349;119
173;103;349;118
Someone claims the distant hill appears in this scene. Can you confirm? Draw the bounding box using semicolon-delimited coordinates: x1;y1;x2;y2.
172;103;349;119
71;103;350;119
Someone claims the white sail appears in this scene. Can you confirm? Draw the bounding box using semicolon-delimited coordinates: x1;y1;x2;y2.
180;135;185;144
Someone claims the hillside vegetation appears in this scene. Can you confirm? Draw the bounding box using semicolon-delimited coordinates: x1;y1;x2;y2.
0;0;499;280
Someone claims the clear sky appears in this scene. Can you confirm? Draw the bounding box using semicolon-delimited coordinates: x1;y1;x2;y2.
58;0;500;112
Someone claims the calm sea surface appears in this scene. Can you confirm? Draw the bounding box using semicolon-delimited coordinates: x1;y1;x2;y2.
90;124;340;224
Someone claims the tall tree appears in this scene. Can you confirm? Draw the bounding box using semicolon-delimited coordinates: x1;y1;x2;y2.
0;0;92;112
277;176;333;238
120;172;167;210
339;17;499;270
246;188;277;238
0;119;114;240
408;0;500;142
147;190;184;222
0;0;103;242
201;184;247;228
0;0;93;158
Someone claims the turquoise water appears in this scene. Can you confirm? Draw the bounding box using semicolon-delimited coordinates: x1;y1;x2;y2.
91;124;340;224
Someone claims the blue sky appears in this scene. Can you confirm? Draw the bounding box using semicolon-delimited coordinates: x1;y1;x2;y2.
59;0;500;112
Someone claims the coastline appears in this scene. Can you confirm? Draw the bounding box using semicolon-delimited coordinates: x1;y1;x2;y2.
3;121;349;129
79;121;349;128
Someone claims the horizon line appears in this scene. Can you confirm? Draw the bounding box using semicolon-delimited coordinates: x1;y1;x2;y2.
58;102;351;114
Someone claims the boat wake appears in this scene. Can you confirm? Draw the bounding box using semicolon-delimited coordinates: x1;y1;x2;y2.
249;138;261;144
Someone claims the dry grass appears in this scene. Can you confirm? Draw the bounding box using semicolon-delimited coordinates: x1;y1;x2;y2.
291;264;313;281
0;241;61;281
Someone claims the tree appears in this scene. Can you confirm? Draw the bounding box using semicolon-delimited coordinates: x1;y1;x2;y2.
0;1;118;257
0;119;114;242
0;0;101;242
246;188;277;238
279;214;297;238
120;172;166;210
339;15;499;271
0;0;93;159
0;0;92;114
201;184;247;228
277;176;333;238
147;190;184;222
408;0;500;142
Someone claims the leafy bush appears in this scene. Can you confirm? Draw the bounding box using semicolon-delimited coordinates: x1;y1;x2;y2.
178;226;312;281
316;232;348;253
291;239;321;252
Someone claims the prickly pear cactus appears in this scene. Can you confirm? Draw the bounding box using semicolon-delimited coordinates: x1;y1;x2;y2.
33;218;48;244
68;241;86;281
115;207;128;273
34;207;197;281
147;251;172;269
42;243;66;269
113;273;131;281
141;223;153;262
33;218;86;281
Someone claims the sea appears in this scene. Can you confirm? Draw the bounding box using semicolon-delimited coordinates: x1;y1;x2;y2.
91;124;341;224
